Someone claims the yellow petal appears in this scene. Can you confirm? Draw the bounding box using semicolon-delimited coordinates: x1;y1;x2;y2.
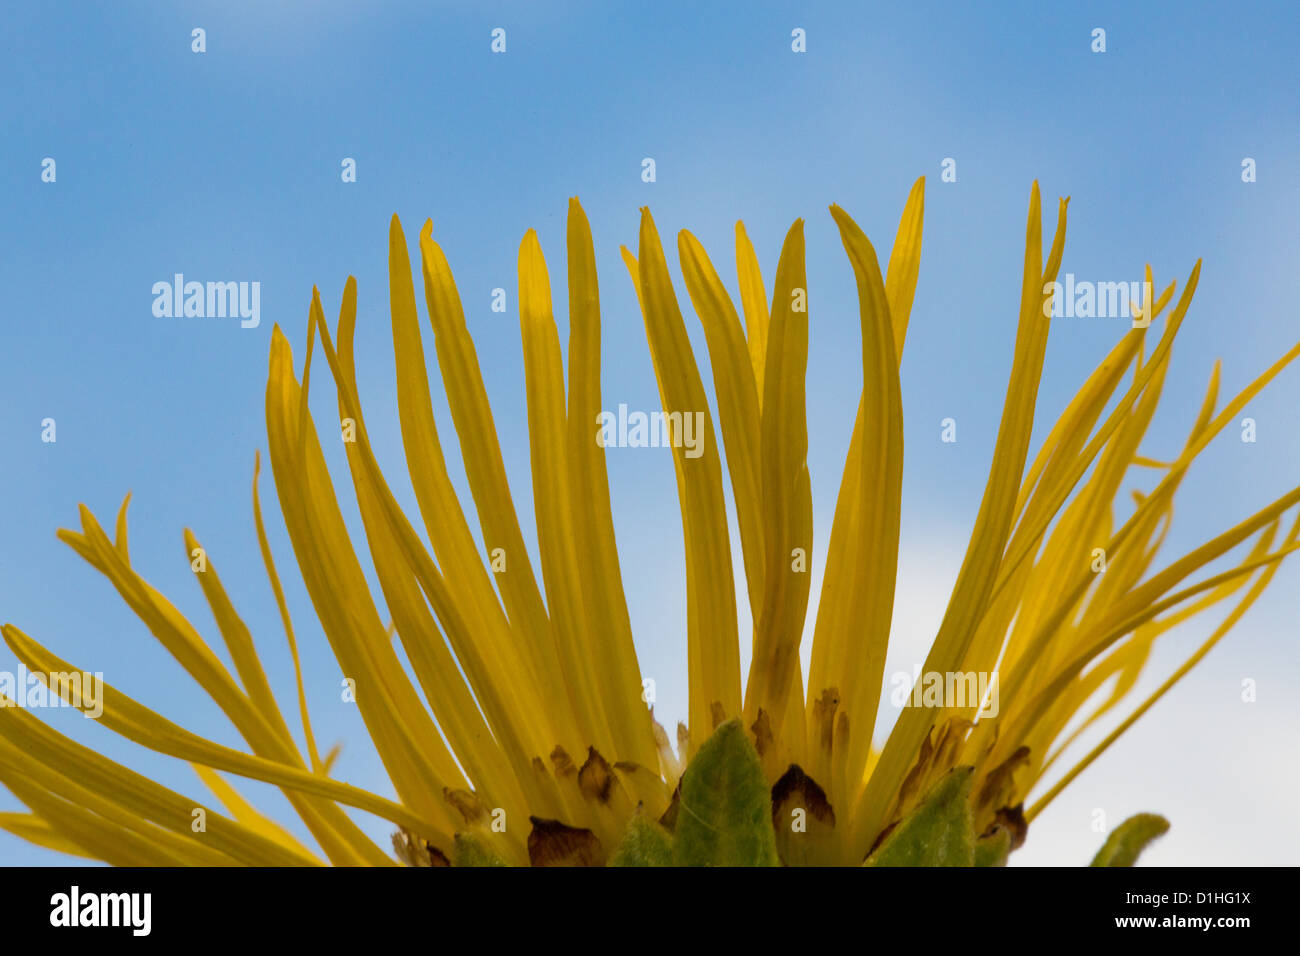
564;199;660;769
746;221;813;747
735;222;770;398
809;206;904;825
625;210;742;749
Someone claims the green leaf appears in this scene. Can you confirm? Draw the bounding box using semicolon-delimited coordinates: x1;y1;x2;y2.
673;718;778;866
608;813;674;866
1089;813;1170;867
864;766;975;866
974;826;1011;867
454;832;510;867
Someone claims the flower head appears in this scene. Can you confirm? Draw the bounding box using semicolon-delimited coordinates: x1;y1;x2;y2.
3;181;1296;866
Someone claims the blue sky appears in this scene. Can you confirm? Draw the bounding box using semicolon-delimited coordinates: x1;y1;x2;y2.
3;0;1300;865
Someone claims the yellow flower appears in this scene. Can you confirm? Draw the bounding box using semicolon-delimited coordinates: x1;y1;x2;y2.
2;180;1297;867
